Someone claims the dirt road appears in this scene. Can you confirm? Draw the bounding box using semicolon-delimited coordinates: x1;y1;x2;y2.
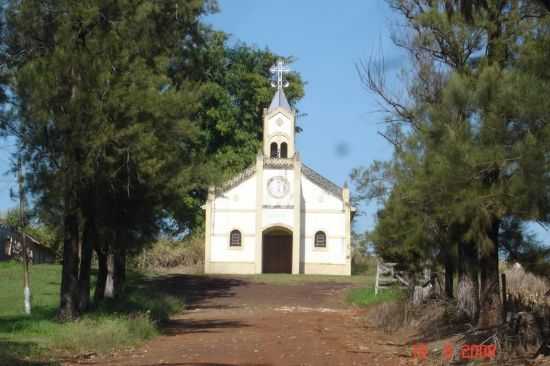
76;275;412;366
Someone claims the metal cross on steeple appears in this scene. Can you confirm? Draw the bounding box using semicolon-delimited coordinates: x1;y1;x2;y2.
270;59;291;89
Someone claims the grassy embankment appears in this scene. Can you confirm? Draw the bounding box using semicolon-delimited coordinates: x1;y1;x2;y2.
346;287;404;307
347;255;404;307
0;261;183;365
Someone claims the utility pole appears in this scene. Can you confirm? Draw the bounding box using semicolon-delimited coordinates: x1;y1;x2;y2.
18;158;31;315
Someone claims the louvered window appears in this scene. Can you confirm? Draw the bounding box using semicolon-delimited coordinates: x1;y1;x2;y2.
314;231;326;248
230;230;242;247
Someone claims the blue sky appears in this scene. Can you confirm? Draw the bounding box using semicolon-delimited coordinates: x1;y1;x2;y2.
206;0;549;243
0;0;547;243
207;0;404;233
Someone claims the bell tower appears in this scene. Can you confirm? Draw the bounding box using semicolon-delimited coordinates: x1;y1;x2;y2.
263;60;295;159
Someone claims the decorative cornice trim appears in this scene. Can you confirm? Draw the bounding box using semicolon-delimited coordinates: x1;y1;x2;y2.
216;164;256;195
264;158;294;169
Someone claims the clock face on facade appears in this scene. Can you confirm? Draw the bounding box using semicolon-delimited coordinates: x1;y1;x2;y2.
267;176;290;198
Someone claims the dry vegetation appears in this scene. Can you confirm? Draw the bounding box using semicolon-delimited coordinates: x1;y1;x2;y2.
505;264;550;306
132;235;204;273
358;263;550;365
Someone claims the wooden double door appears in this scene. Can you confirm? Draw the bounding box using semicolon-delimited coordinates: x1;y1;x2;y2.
262;230;292;274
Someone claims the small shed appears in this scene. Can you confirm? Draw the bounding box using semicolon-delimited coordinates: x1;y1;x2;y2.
0;223;56;264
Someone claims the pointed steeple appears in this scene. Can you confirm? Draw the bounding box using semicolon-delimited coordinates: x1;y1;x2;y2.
268;59;292;113
268;87;291;112
263;59;296;158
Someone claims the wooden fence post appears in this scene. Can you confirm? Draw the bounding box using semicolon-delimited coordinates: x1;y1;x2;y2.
501;273;507;320
375;260;380;296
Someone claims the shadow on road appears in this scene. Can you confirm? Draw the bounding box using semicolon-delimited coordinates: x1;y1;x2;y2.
139;363;271;366
142;274;247;310
141;274;251;335
164;318;250;335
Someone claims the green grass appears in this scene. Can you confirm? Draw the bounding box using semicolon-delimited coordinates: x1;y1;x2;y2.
346;286;404;307
0;261;183;365
219;273;375;286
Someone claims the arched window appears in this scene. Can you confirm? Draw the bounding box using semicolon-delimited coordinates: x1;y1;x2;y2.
270;142;279;158
314;231;326;248
280;142;288;158
230;230;242;247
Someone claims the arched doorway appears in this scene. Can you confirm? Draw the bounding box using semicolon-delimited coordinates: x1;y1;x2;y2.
262;227;292;273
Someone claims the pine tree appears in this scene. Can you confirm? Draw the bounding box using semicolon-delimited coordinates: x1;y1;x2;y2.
1;0;306;319
2;0;215;319
355;0;550;327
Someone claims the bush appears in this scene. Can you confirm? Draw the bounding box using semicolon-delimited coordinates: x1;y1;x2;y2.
133;235;204;271
351;252;377;275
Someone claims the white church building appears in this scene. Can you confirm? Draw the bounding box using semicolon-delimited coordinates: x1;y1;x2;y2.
203;60;353;276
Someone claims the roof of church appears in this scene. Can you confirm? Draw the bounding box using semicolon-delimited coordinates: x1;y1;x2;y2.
218;164;256;194
268;88;291;112
216;161;343;200
302;164;343;199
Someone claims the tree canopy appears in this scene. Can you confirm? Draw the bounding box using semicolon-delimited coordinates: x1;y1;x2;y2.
353;0;550;326
0;0;305;319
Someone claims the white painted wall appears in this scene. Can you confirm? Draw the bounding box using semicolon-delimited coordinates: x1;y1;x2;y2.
303;212;347;265
210;233;256;262
301;175;347;265
262;208;294;231
214;175;256;210
301;175;344;211
264;111;295;157
210;174;257;263
208;166;350;273
266;112;292;141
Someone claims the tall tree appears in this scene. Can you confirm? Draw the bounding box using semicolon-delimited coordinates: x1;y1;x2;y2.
354;0;550;327
2;0;215;319
1;0;305;318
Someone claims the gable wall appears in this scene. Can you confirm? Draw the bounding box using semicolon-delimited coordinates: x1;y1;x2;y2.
301;175;343;211
301;174;348;266
210;174;257;265
214;175;257;210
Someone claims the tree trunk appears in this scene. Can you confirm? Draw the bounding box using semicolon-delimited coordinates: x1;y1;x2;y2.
113;226;127;295
104;252;116;299
478;219;502;328
94;242;108;304
114;246;126;295
78;215;95;312
444;253;455;299
58;197;80;321
457;241;480;321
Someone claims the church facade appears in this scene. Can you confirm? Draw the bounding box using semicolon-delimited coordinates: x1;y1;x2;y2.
203;61;352;276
